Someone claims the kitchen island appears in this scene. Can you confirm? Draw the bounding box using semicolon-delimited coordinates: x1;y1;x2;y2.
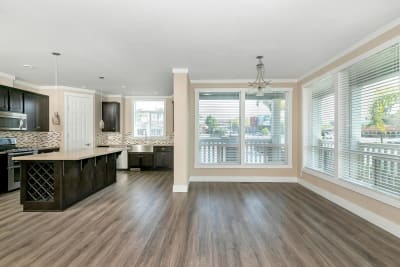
13;147;123;211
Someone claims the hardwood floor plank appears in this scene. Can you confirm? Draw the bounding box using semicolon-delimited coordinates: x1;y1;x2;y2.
0;171;399;267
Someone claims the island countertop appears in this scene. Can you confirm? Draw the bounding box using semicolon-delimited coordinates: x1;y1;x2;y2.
13;147;123;161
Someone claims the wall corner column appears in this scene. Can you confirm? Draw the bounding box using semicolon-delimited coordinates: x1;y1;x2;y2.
172;68;190;192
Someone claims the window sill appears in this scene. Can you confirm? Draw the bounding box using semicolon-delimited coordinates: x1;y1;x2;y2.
195;164;293;169
301;167;400;208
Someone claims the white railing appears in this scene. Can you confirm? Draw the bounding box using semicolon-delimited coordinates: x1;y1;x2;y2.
353;142;400;194
311;140;400;194
310;140;335;175
199;138;287;165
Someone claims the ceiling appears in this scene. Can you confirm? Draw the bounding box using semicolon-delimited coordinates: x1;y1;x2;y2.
0;0;399;96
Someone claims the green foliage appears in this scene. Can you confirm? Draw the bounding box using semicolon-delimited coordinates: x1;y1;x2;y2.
368;92;400;133
261;127;270;136
367;91;400;143
205;115;217;134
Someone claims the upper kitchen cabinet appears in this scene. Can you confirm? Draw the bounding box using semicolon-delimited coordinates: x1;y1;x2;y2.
24;92;49;131
9;89;23;113
0;86;24;113
102;102;120;132
0;87;9;111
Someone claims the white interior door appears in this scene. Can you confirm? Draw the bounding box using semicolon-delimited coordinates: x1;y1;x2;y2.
64;93;94;151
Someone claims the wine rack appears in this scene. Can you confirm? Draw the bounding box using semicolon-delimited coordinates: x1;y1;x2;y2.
26;162;55;201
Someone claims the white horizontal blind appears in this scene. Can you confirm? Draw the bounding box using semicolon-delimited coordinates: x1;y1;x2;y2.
305;76;335;175
197;92;240;164
338;43;400;195
133;100;165;137
244;92;289;165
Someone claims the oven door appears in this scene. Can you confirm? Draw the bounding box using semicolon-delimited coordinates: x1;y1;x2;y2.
7;151;35;191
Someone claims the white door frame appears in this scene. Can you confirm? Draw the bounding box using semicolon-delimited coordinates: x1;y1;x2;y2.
64;92;94;151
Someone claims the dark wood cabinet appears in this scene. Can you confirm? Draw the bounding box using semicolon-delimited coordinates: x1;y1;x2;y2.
24;93;49;131
128;146;173;170
128;152;154;169
102;102;120;132
154;146;173;169
9;89;23;113
0;88;8;111
20;151;120;211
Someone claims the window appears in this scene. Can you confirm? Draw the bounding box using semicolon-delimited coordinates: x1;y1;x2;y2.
245;92;289;165
339;43;400;195
196;88;292;167
304;76;335;175
133;100;165;137
303;42;400;197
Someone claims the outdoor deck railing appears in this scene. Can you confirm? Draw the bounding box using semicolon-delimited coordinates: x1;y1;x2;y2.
310;140;400;195
199;138;288;165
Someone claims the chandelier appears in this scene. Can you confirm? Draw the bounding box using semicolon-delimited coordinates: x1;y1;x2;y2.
248;56;271;96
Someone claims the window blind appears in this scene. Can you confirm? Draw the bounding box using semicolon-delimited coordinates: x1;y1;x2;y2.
244;92;289;165
338;43;400;195
197;92;241;164
305;76;335;175
196;89;291;166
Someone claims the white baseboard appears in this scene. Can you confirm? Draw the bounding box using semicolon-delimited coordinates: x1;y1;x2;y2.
189;176;298;183
172;184;189;193
298;179;400;239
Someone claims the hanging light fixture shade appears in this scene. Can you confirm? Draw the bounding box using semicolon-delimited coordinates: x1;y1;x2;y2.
52;52;61;125
99;76;105;130
248;56;271;96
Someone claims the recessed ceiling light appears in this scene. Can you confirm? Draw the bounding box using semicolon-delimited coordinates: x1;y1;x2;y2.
153;91;159;95
81;85;87;89
23;64;33;68
121;85;126;89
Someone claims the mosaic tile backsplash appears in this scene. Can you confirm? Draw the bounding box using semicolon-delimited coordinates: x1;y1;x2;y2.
97;132;174;146
0;131;62;148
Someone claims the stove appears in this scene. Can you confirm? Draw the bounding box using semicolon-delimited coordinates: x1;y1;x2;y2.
0;138;37;192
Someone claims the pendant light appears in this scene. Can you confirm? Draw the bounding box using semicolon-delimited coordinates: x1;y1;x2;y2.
99;76;105;130
248;56;271;97
52;52;61;125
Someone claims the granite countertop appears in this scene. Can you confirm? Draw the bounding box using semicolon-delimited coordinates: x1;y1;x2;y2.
0;146;60;155
12;147;123;161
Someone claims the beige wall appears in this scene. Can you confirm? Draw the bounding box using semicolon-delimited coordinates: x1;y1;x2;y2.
188;82;300;177
299;25;400;225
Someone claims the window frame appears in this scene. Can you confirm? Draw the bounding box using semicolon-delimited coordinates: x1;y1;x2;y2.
302;75;336;177
301;37;400;207
194;87;293;169
132;98;167;138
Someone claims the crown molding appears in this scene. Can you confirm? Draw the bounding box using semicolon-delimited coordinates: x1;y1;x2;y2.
13;80;41;90
172;68;189;74
0;72;15;81
298;17;400;82
124;95;173;99
190;79;298;84
103;94;123;98
39;85;96;94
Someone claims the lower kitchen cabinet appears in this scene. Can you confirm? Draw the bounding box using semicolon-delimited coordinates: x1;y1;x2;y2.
128;146;173;170
154;146;173;169
128;152;154;169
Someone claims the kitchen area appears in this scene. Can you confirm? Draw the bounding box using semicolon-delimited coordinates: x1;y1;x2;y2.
0;82;174;211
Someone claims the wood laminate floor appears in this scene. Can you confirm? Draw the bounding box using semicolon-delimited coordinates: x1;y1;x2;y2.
0;171;399;267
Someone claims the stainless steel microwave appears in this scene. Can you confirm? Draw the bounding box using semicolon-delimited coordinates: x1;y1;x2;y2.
0;111;27;130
